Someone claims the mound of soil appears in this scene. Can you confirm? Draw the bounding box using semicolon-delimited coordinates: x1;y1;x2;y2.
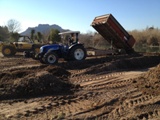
85;56;160;74
0;65;74;100
134;64;160;95
44;65;71;78
12;71;74;97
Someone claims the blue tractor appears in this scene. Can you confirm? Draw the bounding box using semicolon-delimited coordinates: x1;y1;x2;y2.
35;31;86;64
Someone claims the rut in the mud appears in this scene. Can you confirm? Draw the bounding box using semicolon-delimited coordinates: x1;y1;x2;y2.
106;64;160;120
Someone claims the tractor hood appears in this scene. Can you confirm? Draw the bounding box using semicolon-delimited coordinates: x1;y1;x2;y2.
40;44;61;53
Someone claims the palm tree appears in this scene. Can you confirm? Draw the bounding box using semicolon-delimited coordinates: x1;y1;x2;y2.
30;29;35;40
37;32;43;43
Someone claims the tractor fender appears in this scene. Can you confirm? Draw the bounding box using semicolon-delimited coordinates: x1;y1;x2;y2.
69;43;84;51
45;47;61;57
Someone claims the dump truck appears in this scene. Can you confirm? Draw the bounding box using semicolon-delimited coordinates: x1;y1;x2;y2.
91;14;136;54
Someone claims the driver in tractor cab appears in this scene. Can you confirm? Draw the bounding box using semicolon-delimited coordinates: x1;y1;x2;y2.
69;33;75;45
69;33;79;45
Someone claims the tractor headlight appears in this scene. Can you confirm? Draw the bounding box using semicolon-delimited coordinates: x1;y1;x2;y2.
40;47;43;53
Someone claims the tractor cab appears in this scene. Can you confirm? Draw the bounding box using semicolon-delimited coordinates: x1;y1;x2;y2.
17;36;33;43
59;31;80;46
58;31;80;52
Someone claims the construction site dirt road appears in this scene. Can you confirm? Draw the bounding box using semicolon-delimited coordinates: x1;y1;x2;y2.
0;53;160;120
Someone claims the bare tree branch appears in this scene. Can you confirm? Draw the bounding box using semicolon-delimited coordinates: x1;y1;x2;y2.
7;19;21;33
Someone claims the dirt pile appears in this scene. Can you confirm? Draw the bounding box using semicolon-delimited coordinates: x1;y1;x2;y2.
1;54;160;120
44;65;71;78
12;71;74;97
134;64;160;96
0;65;74;100
84;55;160;74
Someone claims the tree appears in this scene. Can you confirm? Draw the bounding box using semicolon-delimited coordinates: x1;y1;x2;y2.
48;29;61;43
37;32;43;42
30;29;35;40
0;26;9;41
10;32;20;42
7;19;21;33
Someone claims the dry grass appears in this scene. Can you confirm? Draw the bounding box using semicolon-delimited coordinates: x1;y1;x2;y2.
129;28;160;47
129;28;160;52
0;44;2;52
80;28;160;51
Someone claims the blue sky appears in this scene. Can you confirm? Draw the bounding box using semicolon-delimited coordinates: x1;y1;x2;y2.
0;0;160;33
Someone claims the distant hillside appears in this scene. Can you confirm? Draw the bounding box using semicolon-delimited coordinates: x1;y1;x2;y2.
21;24;69;35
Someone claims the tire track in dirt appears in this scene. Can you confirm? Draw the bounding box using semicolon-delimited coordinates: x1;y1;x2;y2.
0;57;40;76
0;70;141;119
30;71;145;119
107;92;160;120
47;71;144;119
47;64;159;120
0;54;160;120
0;95;77;119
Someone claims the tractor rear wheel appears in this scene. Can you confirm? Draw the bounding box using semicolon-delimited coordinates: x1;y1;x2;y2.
44;51;58;64
2;45;16;57
70;46;86;61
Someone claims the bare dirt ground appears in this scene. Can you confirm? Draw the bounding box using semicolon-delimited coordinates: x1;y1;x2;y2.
0;52;160;120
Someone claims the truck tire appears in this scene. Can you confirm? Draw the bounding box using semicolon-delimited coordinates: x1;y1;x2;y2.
44;51;58;64
23;51;30;58
2;46;16;57
70;45;86;61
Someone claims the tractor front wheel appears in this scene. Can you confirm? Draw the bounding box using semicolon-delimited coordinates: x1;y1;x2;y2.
2;46;16;57
44;51;58;64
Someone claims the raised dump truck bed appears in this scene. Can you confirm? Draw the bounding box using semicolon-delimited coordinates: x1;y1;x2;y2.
91;14;136;53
